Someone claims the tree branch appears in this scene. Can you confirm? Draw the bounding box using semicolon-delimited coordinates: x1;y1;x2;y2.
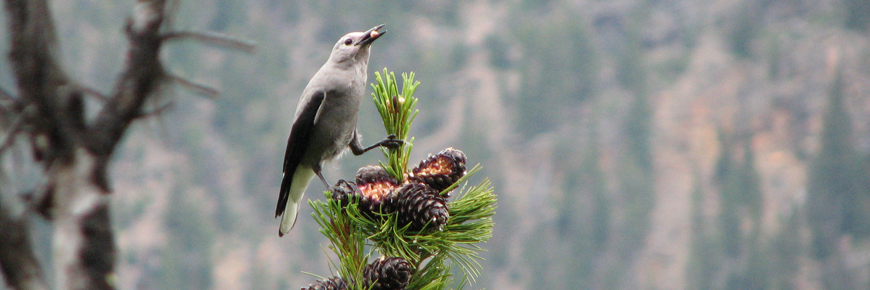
0;108;27;155
0;88;20;124
162;31;256;53
165;72;219;99
0;4;52;284
85;0;168;190
76;84;108;102
134;101;174;119
3;0;74;166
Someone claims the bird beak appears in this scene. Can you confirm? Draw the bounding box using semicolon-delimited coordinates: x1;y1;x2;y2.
358;24;385;46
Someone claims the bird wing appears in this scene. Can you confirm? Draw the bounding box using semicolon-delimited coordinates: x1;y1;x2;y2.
276;90;326;217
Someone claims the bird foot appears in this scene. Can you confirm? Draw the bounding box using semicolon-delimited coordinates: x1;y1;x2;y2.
380;134;404;149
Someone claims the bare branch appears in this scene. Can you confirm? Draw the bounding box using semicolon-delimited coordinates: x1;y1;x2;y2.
162;31;256;53
19;174;54;220
0;108;27;155
0;88;16;117
4;0;74;165
134;101;173;120
77;84;107;102
165;73;219;99
86;0;168;160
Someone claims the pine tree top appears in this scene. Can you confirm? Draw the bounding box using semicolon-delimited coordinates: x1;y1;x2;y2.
305;69;496;290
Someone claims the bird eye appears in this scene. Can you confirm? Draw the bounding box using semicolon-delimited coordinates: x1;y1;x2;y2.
344;38;353;45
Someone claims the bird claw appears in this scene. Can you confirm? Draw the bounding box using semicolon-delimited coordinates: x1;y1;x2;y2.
381;134;404;149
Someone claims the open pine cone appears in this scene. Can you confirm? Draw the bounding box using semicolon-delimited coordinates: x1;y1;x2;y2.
408;148;467;196
331;166;400;215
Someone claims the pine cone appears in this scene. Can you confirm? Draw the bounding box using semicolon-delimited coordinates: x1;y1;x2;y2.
331;166;401;214
408;148;467;196
356;165;398;185
355;165;400;213
331;179;361;208
393;183;449;231
302;276;348;290
363;257;413;290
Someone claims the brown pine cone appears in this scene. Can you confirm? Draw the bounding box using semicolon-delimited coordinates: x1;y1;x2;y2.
362;257;413;290
393;183;449;231
331;179;361;208
301;276;347;290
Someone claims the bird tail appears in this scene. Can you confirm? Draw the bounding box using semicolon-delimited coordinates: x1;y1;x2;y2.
278;166;315;237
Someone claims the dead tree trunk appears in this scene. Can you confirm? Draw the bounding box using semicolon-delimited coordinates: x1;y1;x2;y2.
0;0;252;289
49;150;116;290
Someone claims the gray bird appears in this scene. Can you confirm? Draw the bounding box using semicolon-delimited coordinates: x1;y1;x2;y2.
277;24;399;236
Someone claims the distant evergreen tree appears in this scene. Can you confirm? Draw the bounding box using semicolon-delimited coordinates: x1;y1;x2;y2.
806;69;861;260
714;128;734;186
601;11;657;288
616;25;648;98
712;128;769;289
805;69;865;289
728;244;770;290
845;0;870;32
739;143;763;225
768;209;802;290
554;129;610;289
686;176;720;290
715;130;741;258
735;143;770;290
484;35;513;70
728;3;759;59
854;154;870;238
618;107;655;251
620;41;652;176
625;92;653;172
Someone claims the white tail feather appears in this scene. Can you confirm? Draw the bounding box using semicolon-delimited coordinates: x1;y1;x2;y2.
279;166;315;236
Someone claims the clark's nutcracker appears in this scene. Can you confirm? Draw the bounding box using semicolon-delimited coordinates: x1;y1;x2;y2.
276;24;400;237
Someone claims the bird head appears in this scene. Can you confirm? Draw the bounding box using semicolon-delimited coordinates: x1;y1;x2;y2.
328;24;385;68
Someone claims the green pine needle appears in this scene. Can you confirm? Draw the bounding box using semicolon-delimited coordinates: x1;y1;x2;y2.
309;195;370;288
372;68;419;181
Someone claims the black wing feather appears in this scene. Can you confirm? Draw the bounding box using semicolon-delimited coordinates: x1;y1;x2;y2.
276;91;325;217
